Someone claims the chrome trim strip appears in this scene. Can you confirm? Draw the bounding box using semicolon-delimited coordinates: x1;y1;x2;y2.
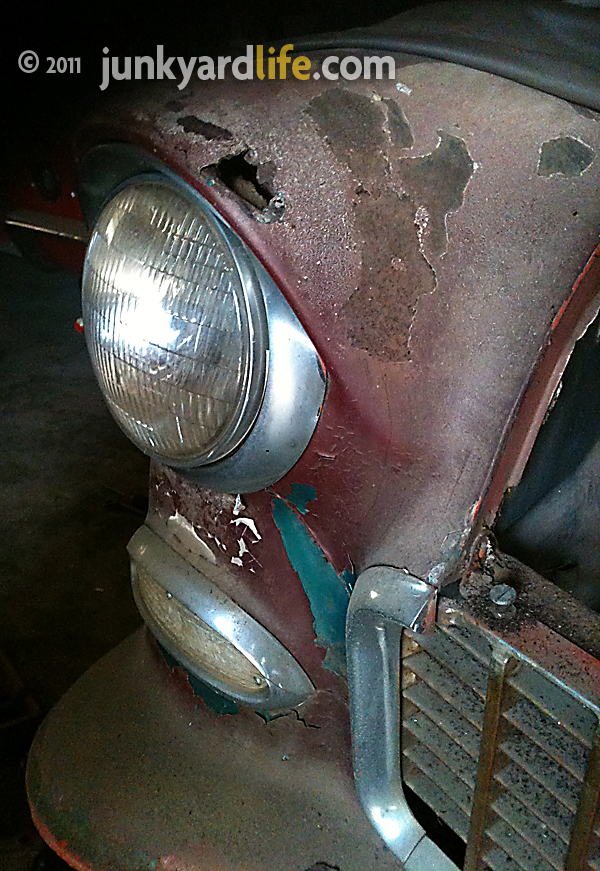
4;210;90;243
346;566;458;869
128;524;315;711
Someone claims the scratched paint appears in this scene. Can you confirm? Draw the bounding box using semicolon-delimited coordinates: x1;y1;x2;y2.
272;493;353;677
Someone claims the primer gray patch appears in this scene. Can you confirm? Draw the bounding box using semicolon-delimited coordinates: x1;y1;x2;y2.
538;136;595;178
395;132;475;256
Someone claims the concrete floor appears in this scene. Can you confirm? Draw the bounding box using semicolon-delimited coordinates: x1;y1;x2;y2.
0;251;149;869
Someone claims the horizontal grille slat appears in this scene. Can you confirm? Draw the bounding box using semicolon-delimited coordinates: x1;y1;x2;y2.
492;791;567;870
485;845;535;871
500;731;581;811
403;743;474;814
439;621;494;667
412;629;490;697
403;681;481;758
403;651;485;728
508;667;597;748
487;817;556;871
404;713;476;787
504;697;589;780
402;620;600;871
495;762;574;843
402;766;471;842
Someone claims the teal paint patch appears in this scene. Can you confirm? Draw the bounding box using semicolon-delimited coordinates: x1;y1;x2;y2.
272;495;352;677
288;482;317;514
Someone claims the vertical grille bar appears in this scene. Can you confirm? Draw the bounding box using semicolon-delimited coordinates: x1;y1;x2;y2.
464;647;515;871
565;721;600;871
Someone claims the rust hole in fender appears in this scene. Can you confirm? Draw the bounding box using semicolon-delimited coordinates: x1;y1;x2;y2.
208;151;281;214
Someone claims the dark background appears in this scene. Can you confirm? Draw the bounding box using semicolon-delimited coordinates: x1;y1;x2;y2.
2;5;435;869
2;1;435;165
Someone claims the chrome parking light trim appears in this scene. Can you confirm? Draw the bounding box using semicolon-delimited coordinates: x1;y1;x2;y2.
346;566;458;869
128;524;315;711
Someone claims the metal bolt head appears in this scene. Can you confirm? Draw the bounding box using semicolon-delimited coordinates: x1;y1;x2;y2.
489;583;517;607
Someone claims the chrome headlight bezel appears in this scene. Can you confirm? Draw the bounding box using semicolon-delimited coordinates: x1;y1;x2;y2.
79;143;327;493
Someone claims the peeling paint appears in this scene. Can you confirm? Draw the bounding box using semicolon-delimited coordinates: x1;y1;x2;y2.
385;99;414;150
167;511;216;564
230;517;261;541
232;494;244;516
287;483;317;515
307;87;388;181
538;136;595;178
307;86;449;362
272;495;353;677
342;189;436;361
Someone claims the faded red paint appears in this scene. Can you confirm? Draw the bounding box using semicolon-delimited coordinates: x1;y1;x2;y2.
76;62;600;588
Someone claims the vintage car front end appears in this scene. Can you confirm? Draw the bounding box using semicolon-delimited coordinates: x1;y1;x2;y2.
20;6;600;869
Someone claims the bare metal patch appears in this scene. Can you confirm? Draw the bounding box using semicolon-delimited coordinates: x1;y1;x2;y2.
176;115;233;140
538;136;595;178
395;132;475;257
385;99;414;150
307;88;388;182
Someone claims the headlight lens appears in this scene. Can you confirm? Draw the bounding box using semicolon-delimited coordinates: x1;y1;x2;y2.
82;179;267;466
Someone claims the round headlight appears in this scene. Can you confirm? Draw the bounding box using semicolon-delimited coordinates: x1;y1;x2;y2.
82;179;268;467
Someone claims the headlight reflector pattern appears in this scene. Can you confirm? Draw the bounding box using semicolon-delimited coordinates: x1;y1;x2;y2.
82;180;267;466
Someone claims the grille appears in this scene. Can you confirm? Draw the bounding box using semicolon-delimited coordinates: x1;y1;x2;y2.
401;621;600;870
